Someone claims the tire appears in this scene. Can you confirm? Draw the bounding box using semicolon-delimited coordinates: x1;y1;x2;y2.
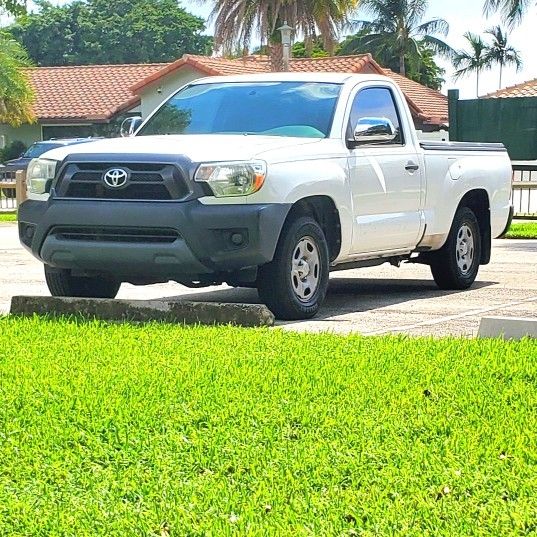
44;265;120;298
429;206;481;290
257;216;330;320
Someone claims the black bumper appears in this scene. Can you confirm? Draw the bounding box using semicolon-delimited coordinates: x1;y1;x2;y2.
18;199;291;282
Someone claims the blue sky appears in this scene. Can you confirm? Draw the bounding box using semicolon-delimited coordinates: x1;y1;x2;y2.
4;0;536;98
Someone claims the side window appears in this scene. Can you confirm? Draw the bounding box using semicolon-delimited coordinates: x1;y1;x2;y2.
348;87;404;146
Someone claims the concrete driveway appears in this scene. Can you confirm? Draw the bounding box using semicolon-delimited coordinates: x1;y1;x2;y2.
1;221;536;336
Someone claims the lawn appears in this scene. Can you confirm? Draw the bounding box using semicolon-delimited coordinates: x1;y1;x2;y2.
505;221;537;239
0;316;536;536
0;212;17;222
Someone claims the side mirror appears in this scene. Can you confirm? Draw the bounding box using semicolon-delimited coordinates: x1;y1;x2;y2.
120;116;143;137
349;117;397;145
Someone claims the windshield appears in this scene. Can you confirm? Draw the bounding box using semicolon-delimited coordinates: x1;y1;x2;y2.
138;81;342;139
24;142;62;158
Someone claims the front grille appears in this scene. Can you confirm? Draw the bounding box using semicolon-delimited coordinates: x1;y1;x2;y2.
66;182;171;200
51;226;180;244
55;162;190;201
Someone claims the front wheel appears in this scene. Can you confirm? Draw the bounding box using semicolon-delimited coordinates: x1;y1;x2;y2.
429;206;481;290
45;265;121;299
257;216;330;320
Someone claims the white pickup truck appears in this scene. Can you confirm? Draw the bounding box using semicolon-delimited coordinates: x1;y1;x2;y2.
19;73;513;319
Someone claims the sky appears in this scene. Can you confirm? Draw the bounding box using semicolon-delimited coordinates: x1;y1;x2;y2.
2;0;536;99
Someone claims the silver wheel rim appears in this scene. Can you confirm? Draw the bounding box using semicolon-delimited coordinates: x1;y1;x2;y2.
291;236;320;302
456;224;475;275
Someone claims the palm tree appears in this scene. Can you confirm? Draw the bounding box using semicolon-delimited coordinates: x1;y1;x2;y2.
485;26;522;88
207;0;358;62
452;32;493;97
483;0;533;28
343;0;453;77
0;32;35;126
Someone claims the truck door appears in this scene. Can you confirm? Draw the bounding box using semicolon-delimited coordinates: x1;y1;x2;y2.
346;86;423;253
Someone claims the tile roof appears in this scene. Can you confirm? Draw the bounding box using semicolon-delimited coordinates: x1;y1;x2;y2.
382;69;448;123
25;63;165;122
132;54;448;126
483;78;537;98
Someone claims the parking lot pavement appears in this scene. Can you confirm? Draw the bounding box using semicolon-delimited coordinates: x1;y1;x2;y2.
1;221;536;336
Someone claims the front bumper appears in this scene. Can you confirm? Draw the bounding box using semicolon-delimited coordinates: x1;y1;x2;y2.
18;199;291;282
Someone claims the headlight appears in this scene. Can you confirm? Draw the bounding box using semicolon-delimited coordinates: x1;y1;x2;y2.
26;158;58;200
195;160;267;197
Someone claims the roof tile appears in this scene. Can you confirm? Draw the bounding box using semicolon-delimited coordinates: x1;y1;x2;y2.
484;78;537;98
25;63;165;122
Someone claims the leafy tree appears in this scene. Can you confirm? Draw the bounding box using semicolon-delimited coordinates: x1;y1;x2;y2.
291;39;331;58
339;31;445;90
483;0;533;28
405;45;445;90
206;0;358;66
8;0;212;66
452;32;493;97
345;0;453;77
0;140;26;163
0;31;34;126
0;0;26;16
485;25;522;88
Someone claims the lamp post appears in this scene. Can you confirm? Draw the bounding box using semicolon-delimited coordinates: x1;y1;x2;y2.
277;21;293;71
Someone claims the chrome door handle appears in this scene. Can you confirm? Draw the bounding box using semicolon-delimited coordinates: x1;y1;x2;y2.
405;161;419;172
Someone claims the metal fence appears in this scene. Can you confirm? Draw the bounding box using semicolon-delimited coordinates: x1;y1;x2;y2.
0;170;17;211
512;163;537;218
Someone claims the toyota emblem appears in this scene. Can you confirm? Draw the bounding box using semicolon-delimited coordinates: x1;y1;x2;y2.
103;168;129;188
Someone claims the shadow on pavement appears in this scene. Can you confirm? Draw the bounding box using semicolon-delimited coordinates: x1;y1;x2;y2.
149;276;497;322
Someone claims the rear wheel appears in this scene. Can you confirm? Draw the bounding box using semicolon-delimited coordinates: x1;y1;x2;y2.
45;265;120;298
429;206;481;290
257;216;329;320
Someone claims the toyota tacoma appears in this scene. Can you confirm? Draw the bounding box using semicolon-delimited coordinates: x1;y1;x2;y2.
18;73;513;319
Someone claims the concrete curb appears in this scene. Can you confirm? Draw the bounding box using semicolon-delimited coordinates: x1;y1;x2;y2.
478;316;537;340
10;296;275;327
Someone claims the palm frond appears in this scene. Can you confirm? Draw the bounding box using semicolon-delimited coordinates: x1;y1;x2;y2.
421;35;455;58
0;31;35;126
483;0;531;28
415;18;449;37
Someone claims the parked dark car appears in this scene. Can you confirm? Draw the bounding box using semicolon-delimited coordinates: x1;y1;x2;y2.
1;138;101;173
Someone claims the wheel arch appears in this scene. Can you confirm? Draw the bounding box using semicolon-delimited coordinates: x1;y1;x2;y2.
281;195;342;262
457;189;491;265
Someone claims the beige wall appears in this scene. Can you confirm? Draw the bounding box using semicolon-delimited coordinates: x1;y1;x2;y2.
139;66;205;118
0;123;42;148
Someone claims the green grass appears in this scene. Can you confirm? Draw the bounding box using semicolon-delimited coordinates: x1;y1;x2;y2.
0;317;536;536
0;212;16;222
504;221;537;239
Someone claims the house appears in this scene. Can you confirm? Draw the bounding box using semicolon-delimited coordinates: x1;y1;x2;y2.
0;63;165;147
0;54;448;149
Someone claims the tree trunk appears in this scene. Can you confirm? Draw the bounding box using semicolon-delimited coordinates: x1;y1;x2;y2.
268;43;284;72
476;69;480;97
399;53;406;76
499;62;503;89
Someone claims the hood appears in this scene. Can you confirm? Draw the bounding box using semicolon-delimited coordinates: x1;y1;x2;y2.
3;157;31;170
40;134;323;163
